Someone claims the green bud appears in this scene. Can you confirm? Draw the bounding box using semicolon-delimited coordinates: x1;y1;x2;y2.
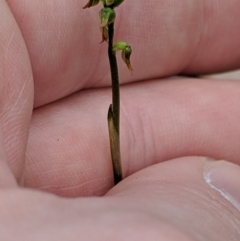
83;0;100;9
99;8;116;27
113;42;133;72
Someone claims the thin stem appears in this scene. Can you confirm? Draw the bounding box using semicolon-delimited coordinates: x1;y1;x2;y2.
107;22;122;184
108;23;119;130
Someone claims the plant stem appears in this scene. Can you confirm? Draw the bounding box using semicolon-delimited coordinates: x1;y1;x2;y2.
107;22;122;184
108;23;119;130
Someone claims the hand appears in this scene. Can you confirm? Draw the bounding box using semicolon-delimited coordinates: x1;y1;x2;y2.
0;0;240;240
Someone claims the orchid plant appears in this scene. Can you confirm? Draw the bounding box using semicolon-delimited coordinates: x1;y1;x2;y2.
83;0;133;184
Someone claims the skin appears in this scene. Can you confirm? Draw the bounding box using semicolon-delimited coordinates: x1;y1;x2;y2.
0;0;240;240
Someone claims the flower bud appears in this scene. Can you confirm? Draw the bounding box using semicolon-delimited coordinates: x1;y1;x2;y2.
113;42;133;72
83;0;100;9
99;8;116;28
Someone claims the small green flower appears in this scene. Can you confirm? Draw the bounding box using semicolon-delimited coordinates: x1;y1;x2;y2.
113;41;133;72
99;8;116;27
82;0;100;9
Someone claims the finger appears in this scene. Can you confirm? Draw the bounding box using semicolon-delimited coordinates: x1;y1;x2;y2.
7;0;240;106
107;157;240;241
0;124;17;187
0;1;34;182
2;157;240;240
25;77;240;196
205;69;240;80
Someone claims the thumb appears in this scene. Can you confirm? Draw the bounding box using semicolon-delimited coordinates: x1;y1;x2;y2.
107;157;240;240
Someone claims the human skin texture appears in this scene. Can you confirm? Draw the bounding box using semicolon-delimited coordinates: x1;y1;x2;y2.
0;0;240;240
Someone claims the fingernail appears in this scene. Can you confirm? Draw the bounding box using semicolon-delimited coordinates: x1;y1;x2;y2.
204;160;240;211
